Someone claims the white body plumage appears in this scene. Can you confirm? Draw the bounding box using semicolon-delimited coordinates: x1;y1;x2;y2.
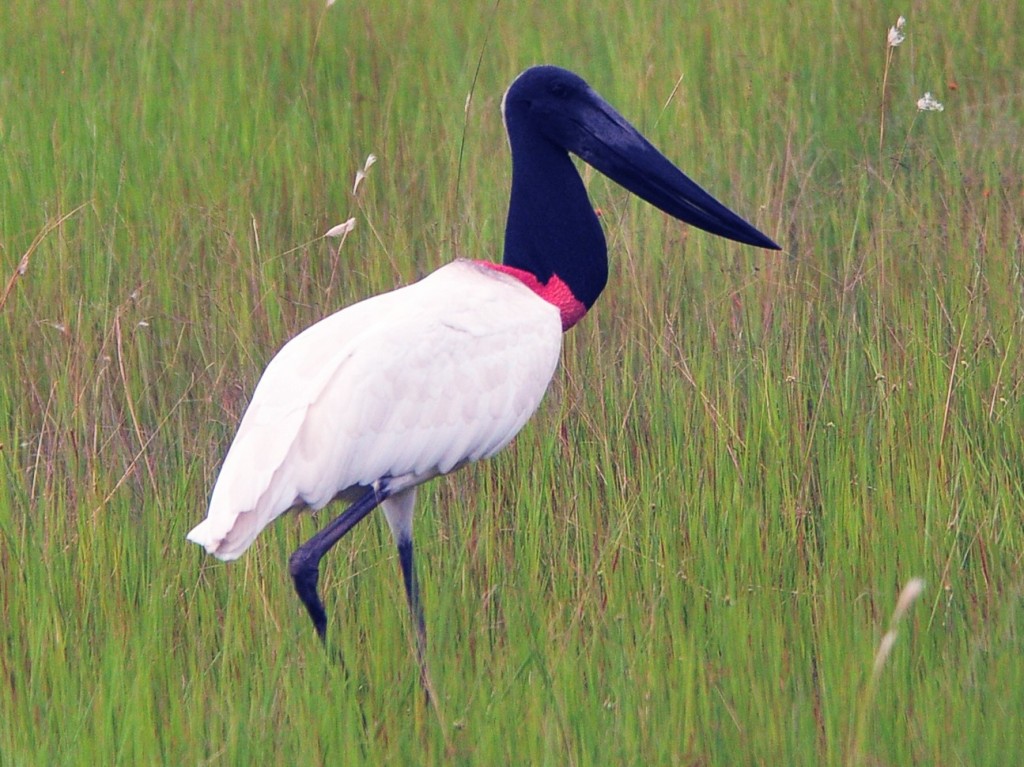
187;260;563;560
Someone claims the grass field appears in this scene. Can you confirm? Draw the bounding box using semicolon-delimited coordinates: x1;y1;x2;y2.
2;0;1022;763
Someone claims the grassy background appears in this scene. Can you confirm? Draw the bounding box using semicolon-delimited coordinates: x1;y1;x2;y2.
2;0;1022;763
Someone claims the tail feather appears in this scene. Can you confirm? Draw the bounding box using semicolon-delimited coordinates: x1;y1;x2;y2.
186;512;261;562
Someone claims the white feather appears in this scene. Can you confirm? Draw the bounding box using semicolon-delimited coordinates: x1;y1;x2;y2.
187;260;562;560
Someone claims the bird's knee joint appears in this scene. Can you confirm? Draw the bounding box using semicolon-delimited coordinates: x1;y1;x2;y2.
289;548;317;580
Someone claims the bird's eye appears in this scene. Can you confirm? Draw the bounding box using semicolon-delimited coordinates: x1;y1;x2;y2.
549;82;569;98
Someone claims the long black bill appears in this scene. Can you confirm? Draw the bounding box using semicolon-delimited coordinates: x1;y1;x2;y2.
570;92;780;251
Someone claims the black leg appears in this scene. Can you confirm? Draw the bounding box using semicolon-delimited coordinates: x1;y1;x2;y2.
289;485;388;640
397;539;427;660
397;536;430;701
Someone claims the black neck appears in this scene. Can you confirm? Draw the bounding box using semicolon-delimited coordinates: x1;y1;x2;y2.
501;122;608;309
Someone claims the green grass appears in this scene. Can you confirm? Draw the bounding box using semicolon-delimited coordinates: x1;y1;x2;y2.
2;0;1023;763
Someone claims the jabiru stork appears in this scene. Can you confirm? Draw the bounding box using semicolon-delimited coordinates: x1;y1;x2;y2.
187;65;779;689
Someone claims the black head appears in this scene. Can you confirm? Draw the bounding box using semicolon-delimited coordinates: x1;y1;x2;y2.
503;65;780;251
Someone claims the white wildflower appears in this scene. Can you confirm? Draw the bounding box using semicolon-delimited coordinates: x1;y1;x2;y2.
916;92;944;112
887;16;906;47
353;153;378;194
871;577;925;676
324;218;356;238
872;631;898;674
893;577;925;622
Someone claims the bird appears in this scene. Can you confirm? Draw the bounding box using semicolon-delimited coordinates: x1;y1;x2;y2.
187;65;779;690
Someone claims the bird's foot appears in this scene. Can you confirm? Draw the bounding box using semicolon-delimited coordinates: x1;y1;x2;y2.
289;548;328;640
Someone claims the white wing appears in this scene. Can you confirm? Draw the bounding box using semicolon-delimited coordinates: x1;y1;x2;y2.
187;261;563;560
